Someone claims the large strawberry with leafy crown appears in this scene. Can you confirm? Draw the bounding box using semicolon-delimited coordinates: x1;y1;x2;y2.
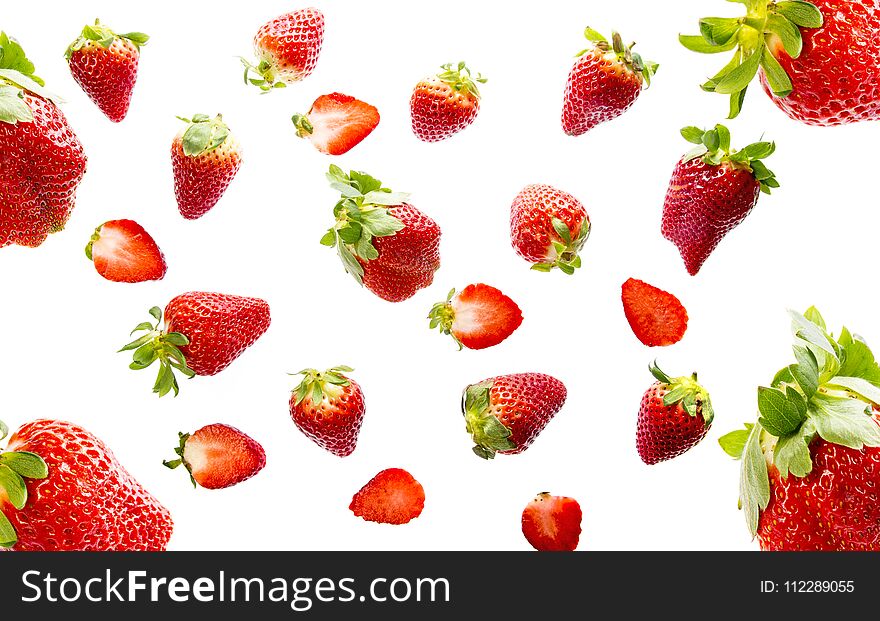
720;308;880;550
1;33;87;249
321;166;441;302
289;365;366;457
242;7;324;91
410;62;486;142
65;19;149;122
661;124;778;276
0;418;173;550
682;0;880;125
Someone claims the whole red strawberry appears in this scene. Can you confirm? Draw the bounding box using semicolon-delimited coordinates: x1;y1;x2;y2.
164;424;266;490
171;113;242;220
292;93;380;155
349;468;425;525
637;362;713;465
243;7;324;91
562;28;657;136
410;62;486;142
428;284;523;350
85;219;166;283
322;166;441;302
521;493;582;552
721;308;880;550
621;278;688;347
0;419;173;551
65;20;149;122
1;33;87;249
462;372;567;459
289;366;365;457
661;125;778;276
510;184;590;274
121;292;271;397
682;0;880;125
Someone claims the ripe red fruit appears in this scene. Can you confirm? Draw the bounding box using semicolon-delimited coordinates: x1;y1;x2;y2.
65;20;149;122
428;284;523;350
85;219;166;283
562;28;657;136
510;184;590;274
621;278;688;347
349;468;425;525
292;93;379;155
0;419;173;550
171;114;242;220
637;362;714;465
410;62;486;142
1;33;87;249
682;0;880;125
521;493;583;552
120;292;271;397
721;307;880;550
462;373;567;459
661;125;778;276
322;166;441;302
164;424;266;490
243;7;324;91
289;366;365;457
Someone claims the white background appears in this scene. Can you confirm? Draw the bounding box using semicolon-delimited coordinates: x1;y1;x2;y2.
2;0;878;551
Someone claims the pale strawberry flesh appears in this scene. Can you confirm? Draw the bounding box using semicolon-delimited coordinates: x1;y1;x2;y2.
451;284;522;350
183;424;266;490
302;93;379;155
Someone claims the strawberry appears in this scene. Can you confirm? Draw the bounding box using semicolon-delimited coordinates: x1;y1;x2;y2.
462;373;567;459
65;20;148;122
292;92;379;155
682;1;880;125
621;278;688;347
661;125;778;276
1;33;87;249
509;184;590;274
85;219;166;283
349;468;425;525
0;418;173;550
428;284;523;350
164;423;266;490
171;114;242;220
121;292;271;397
721;308;880;550
637;362;714;465
322;166;441;302
289;366;365;457
410;62;486;142
242;7;324;91
562;28;657;136
521;492;582;552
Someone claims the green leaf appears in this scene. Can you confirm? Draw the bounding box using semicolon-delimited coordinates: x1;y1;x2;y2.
728;86;748;119
362;191;409;206
680;126;705;144
827;376;880;405
349;170;383;194
0;464;26;509
583;27;607;43
149;306;163;322
740;422;771;537
837;339;880;383
679;34;737;54
809;393;880;450
0;420;7;441
789;310;837;358
337;241;364;284
714;47;762;95
773;419;814;478
182;121;213;156
360;209;404;236
0;84;32;124
766;14;803;58
319;229;337;246
775;1;824;29
0;511;17;548
771;365;795;388
551;217;571;244
803;306;826;330
719;425;752;459
790;346;819;398
0;451;48;478
354;234;379;261
757;386;807;437
699;17;741;46
760;46;793;97
164;332;189;347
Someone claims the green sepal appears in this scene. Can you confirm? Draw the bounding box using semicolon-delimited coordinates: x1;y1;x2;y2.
679;124;779;194
719;423;753;459
531;217;590;275
289;366;354;407
64;19;149;61
177;114;231;157
461;380;516;459
291;113;314;137
0;442;49;548
0;32;60;121
120;307;196;398
163;432;196;488
427;289;463;350
435;61;487;99
650;361;714;427
240;57;289;93
578;28;658;87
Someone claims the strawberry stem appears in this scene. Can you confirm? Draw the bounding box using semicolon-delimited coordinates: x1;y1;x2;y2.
427;289;463;350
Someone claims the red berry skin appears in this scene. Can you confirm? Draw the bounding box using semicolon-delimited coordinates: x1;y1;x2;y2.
410;78;479;142
759;0;880;126
661;159;760;276
485;373;567;455
2;420;173;551
68;39;140;122
88;219;167;283
562;49;642;136
289;376;366;457
636;383;710;465
184;424;266;490
1;93;87;248
254;8;324;83
521;493;583;552
510;184;588;264
171;131;242;220
349;468;425;525
163;292;271;377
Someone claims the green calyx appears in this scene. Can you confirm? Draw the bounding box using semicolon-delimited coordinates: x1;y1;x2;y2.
427;289;462;350
435;61;487;99
0;420;49;548
0;31;59;124
531;216;590;275
64;19;149;60
680;0;824;118
162;432;196;488
321;165;408;286
462;380;515;460
84;221;106;260
291;113;313;137
120;306;196;398
177;114;231;157
649;361;715;426
680;124;779;194
720;307;880;537
290;366;354;406
241;58;287;93
580;27;659;87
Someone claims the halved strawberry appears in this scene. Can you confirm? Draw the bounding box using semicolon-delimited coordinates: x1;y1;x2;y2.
349;468;425;525
428;284;523;350
85;219;166;283
521;492;582;551
292;93;379;155
621;278;688;347
163;423;266;490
